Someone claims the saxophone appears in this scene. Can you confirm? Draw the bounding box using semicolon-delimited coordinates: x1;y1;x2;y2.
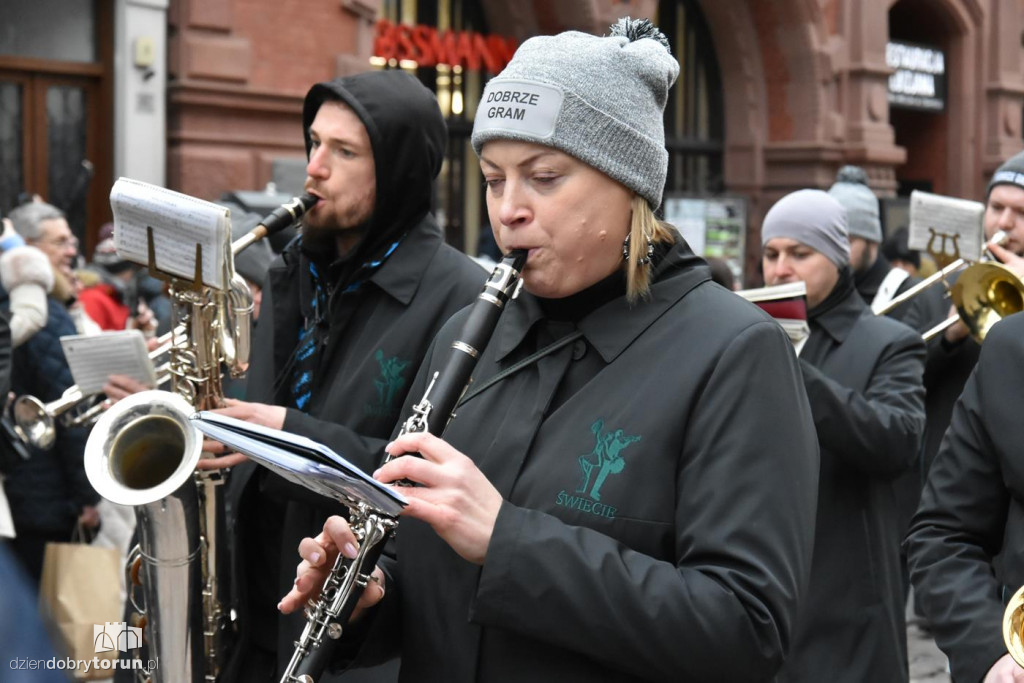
280;249;528;683
84;193;316;682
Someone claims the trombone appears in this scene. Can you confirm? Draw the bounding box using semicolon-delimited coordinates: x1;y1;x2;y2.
11;328;179;450
875;230;1024;342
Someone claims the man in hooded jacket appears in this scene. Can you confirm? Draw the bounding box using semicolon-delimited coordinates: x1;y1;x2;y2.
213;70;486;682
761;189;926;683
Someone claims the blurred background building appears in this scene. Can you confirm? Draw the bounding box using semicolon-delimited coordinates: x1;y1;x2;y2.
2;0;1023;283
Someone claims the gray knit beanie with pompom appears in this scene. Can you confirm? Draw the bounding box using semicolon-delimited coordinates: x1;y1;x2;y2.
471;17;679;209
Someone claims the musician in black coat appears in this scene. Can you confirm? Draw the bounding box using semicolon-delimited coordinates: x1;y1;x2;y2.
282;20;820;683
906;156;1024;683
208;70;485;683
906;312;1024;683
828;165;947;612
761;189;926;683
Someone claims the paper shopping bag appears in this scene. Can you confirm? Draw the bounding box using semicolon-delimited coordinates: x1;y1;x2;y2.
38;537;124;679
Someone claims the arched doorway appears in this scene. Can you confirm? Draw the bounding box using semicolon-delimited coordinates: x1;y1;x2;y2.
888;0;976;199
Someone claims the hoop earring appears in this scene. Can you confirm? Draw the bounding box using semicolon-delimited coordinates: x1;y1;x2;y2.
622;233;654;265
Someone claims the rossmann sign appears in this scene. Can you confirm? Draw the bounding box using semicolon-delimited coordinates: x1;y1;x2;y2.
373;19;518;73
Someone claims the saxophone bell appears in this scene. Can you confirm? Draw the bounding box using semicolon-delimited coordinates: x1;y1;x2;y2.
84;390;206;683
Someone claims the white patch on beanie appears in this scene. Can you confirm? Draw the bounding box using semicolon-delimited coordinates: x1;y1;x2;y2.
474;80;564;140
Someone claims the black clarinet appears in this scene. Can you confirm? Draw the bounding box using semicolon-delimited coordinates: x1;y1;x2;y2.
282;249;528;683
231;193;317;255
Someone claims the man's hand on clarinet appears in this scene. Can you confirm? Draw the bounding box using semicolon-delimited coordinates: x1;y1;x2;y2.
279;515;386;621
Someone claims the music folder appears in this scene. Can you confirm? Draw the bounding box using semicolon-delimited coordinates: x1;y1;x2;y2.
735;282;811;355
190;412;406;516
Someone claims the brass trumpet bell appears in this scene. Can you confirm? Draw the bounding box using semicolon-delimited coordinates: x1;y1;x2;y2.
951;262;1024;342
1004;585;1024;668
12;395;56;450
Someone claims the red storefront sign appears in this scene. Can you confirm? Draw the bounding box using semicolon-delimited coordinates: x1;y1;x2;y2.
373;19;518;73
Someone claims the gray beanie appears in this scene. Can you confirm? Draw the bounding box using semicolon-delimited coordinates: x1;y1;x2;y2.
471;17;679;209
827;166;881;243
762;189;850;267
987;149;1024;198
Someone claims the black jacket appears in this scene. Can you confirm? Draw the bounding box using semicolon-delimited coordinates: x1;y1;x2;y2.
224;70;487;682
4;298;96;533
906;312;1024;683
855;254;943;333
856;257;949;540
348;240;820;682
778;277;926;683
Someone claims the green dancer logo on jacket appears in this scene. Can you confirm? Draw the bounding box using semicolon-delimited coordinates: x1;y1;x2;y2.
555;419;641;520
365;349;410;417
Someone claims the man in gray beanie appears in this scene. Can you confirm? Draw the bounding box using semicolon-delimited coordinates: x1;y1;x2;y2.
827;166;940;332
762;188;926;683
828;168;943;609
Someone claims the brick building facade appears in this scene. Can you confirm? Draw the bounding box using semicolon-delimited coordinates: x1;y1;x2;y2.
4;0;1024;283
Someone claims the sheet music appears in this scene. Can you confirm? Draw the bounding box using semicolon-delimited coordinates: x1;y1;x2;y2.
191;412;407;516
110;177;230;290
60;330;157;396
908;190;984;262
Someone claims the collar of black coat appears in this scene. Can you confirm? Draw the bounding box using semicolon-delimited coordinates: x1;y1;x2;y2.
853;252;893;301
491;237;711;363
282;214;445;313
808;267;865;343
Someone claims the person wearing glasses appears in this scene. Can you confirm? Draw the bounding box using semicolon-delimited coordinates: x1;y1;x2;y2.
2;201;100;581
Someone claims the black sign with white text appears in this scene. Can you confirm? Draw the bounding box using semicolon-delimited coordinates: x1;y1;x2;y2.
887;40;946;112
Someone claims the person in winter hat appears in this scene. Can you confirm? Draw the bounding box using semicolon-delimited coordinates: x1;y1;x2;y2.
206;67;486;683
283;19;821;683
762;186;925;683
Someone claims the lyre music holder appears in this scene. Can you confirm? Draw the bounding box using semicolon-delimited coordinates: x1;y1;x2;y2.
926;227;962;269
144;224;207;292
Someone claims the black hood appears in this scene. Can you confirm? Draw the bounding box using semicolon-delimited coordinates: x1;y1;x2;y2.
302;70;447;268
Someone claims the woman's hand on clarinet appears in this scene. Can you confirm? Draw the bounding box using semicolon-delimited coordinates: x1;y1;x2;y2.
375;432;502;566
279;515;386;621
